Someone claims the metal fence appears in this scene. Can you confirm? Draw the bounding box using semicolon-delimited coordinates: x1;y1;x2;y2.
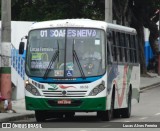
11;44;25;80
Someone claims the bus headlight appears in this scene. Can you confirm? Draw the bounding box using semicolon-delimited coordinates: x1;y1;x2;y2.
89;84;105;96
25;84;41;96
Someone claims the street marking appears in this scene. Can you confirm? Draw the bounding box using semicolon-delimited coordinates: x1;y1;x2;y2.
140;117;148;120
155;113;160;116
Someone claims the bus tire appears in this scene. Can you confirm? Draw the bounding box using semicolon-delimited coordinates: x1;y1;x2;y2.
97;110;112;121
35;111;46;122
121;89;132;118
97;90;114;121
113;109;121;118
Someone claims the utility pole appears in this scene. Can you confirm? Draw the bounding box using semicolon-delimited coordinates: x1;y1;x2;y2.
105;0;112;23
158;9;160;75
0;0;12;110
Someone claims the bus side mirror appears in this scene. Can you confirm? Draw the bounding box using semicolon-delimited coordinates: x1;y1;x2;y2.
19;42;25;54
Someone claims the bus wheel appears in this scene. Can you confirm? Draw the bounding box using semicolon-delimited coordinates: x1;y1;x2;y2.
97;110;112;121
113;109;121;118
97;91;114;121
65;112;75;119
35;111;46;122
121;89;132;118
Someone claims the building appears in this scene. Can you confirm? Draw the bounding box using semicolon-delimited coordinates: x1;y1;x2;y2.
0;21;33;100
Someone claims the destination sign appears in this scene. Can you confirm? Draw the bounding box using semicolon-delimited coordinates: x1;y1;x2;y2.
40;29;97;38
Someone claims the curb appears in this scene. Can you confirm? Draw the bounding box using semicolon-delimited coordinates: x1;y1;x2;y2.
140;82;160;92
0;113;35;122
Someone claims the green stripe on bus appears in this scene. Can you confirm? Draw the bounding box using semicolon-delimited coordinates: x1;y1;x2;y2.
0;67;11;74
25;96;106;111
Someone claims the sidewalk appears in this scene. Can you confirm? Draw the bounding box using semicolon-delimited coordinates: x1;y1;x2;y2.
0;73;160;122
140;73;160;89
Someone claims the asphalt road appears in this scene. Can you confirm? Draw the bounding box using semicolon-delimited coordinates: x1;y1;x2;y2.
13;85;160;129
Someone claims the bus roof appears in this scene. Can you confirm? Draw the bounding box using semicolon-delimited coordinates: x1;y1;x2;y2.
30;19;136;34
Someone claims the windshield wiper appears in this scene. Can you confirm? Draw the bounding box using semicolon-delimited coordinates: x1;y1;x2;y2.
73;50;86;79
72;39;86;79
43;50;59;79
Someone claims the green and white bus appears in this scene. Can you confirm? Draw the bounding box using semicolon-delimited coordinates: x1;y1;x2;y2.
19;19;140;122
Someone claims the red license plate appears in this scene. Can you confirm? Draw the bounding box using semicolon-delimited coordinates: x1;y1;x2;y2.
57;100;71;104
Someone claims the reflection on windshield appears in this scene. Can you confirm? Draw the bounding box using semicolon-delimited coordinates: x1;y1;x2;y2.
26;28;105;78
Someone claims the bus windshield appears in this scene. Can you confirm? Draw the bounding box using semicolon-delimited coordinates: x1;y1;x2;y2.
26;28;105;78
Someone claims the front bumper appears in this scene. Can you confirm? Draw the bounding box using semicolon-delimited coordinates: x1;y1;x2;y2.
25;96;106;111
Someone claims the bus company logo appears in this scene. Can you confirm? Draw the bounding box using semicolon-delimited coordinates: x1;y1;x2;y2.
49;84;76;90
58;84;76;89
62;90;67;96
49;84;58;90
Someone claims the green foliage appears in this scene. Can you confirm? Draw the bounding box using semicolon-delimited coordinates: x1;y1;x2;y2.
0;0;159;22
10;0;104;21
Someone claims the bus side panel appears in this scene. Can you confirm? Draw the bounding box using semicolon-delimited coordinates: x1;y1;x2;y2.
107;64;140;110
130;64;140;104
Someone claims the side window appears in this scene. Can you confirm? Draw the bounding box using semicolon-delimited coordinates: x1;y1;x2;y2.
128;34;133;63
128;34;138;63
108;29;138;64
125;34;130;62
117;32;122;62
133;35;138;63
111;31;118;62
120;33;125;62
107;31;113;63
123;33;128;62
130;35;135;63
135;35;139;63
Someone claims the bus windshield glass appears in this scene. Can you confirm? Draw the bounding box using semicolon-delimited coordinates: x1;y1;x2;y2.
26;28;105;78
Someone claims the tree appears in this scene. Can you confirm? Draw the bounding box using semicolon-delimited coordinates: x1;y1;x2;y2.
10;0;105;20
112;0;160;74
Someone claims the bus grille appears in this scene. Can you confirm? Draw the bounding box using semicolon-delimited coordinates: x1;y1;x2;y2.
42;90;87;97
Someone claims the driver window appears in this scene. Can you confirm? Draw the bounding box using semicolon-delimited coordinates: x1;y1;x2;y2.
107;31;113;64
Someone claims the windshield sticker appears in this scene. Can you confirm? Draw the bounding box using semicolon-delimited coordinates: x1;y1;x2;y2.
95;39;100;45
30;47;54;52
59;62;73;70
46;29;97;38
54;70;64;77
31;53;48;61
66;62;73;70
31;61;54;69
66;70;73;77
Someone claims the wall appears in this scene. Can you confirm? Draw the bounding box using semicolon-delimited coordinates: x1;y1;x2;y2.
0;21;33;100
